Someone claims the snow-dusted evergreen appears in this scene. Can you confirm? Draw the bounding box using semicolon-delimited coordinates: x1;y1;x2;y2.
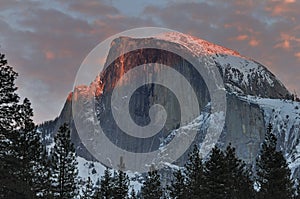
51;123;78;198
0;53;45;198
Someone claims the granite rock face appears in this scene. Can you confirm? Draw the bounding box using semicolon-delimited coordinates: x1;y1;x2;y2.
39;34;299;175
223;94;265;163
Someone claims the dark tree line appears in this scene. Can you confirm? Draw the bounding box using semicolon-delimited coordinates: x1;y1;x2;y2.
165;123;296;199
93;125;296;199
166;144;254;199
0;52;40;198
1;51;300;199
89;123;298;199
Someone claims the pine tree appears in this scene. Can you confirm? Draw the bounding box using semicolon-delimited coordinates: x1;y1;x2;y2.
184;145;205;199
224;144;254;199
113;170;130;199
204;146;227;199
15;98;48;198
34;146;53;198
99;167;114;199
82;177;94;199
92;178;101;199
141;167;162;199
0;52;50;198
168;169;186;199
256;123;294;199
51;123;78;199
0;52;34;198
295;178;300;199
130;188;137;199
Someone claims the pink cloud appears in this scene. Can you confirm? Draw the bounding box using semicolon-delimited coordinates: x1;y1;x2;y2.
264;0;300;19
249;39;260;47
284;0;296;4
295;52;300;60
45;51;55;60
276;40;290;50
236;35;249;41
275;33;300;50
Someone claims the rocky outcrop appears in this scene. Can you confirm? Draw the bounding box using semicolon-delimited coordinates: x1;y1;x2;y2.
39;33;298;175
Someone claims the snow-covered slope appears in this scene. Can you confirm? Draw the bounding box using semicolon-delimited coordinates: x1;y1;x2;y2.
157;32;290;98
77;157;143;194
156;32;241;57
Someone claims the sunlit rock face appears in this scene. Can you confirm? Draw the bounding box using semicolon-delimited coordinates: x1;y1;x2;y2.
39;33;300;177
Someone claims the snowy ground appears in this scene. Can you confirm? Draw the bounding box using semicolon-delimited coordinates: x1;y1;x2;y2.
77;156;143;193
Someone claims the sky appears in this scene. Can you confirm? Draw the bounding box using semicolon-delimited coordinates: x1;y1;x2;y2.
0;0;299;123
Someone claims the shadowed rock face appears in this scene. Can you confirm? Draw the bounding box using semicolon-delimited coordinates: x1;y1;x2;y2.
39;35;292;169
224;94;265;162
96;47;211;154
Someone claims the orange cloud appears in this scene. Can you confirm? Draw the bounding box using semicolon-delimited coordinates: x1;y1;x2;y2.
285;0;295;3
265;0;297;16
249;39;259;46
236;35;248;41
45;51;55;60
275;40;290;50
295;52;300;60
275;33;300;50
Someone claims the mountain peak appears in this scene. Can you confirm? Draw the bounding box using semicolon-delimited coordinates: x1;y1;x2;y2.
104;34;290;99
70;33;290;107
39;32;300;182
155;32;241;57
